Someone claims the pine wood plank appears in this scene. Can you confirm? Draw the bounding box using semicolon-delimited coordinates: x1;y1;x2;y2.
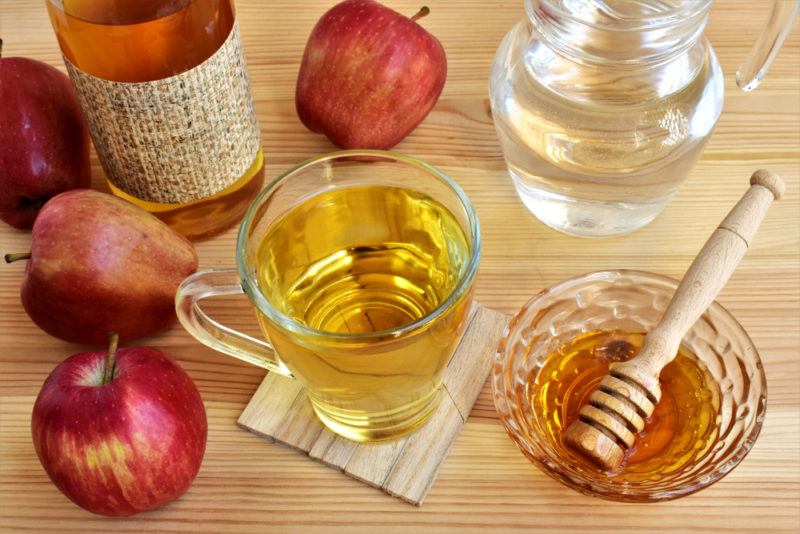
444;305;509;420
308;431;359;469
0;0;798;531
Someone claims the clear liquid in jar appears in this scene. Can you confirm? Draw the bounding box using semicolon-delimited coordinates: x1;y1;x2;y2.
489;16;724;237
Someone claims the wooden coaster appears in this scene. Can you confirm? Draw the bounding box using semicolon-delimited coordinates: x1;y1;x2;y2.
237;302;510;505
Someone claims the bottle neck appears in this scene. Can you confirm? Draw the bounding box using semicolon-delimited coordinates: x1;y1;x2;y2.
526;0;711;67
523;0;713;104
47;0;234;82
48;0;190;25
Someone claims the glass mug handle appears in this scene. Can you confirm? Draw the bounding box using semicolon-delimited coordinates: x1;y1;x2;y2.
175;269;294;378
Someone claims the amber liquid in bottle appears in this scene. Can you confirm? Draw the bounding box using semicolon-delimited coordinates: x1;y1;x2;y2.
530;330;721;479
46;0;264;240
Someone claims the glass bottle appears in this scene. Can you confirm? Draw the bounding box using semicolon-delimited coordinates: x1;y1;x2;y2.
46;0;264;240
489;0;797;237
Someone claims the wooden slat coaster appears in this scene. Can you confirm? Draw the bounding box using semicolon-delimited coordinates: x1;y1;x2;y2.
237;302;510;505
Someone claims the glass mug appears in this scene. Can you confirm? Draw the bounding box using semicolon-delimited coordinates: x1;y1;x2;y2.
176;151;481;442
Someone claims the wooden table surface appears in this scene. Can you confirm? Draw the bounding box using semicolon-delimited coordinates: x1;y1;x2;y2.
1;1;798;532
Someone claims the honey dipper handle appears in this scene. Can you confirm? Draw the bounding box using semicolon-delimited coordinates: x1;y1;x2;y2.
636;170;785;375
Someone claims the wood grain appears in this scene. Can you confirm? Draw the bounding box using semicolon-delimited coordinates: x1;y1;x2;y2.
237;303;508;505
1;0;798;532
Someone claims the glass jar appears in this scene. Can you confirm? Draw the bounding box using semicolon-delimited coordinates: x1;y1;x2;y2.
47;0;264;240
489;0;796;237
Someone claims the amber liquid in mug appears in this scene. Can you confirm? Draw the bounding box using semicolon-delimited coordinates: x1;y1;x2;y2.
530;330;721;478
255;185;472;441
46;0;264;239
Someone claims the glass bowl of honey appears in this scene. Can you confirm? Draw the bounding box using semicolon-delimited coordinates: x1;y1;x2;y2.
493;270;766;502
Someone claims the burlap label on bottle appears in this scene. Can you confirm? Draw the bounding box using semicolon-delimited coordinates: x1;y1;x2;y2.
64;22;261;204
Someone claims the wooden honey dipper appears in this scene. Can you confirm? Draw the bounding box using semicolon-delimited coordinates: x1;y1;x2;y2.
564;170;785;470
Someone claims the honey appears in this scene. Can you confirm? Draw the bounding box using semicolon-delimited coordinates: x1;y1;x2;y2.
47;0;264;239
530;330;721;479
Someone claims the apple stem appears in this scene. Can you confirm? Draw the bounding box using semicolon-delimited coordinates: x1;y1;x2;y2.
410;6;430;21
4;252;32;263
102;332;119;385
0;39;3;58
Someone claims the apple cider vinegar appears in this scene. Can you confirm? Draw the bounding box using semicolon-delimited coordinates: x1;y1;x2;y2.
255;185;473;440
47;0;264;240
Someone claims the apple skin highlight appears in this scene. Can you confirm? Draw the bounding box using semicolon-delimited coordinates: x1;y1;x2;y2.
31;346;207;516
14;189;198;345
0;57;91;230
296;0;447;150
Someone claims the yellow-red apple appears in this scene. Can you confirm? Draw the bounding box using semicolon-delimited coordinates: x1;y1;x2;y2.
296;0;447;149
31;335;207;516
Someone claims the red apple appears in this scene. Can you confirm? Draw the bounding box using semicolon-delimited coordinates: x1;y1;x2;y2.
296;0;447;149
4;190;198;345
0;49;91;230
31;334;207;516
